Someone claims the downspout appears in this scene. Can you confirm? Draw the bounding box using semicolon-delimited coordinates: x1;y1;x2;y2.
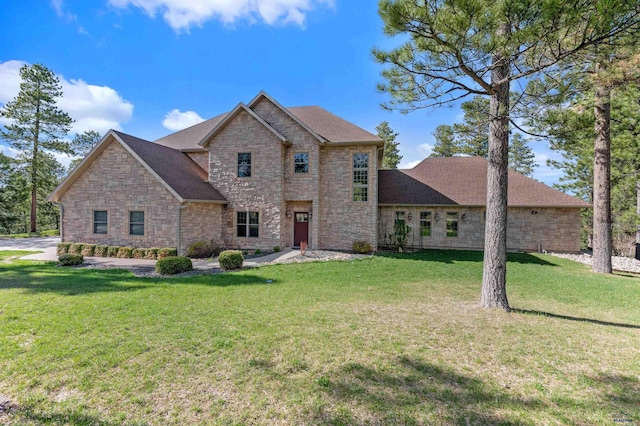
177;202;191;256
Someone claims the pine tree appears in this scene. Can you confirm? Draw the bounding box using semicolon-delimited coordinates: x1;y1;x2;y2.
430;125;459;157
508;134;537;177
374;0;640;310
69;130;102;171
0;64;73;232
454;96;490;158
376;121;402;169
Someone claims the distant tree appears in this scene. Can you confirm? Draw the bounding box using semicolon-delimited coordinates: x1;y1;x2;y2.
430;125;458;157
377;121;402;169
0;152;19;233
0;63;73;232
453;96;489;158
508;134;537;177
69;130;102;171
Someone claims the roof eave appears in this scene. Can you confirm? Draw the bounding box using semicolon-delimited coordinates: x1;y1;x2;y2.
322;140;385;147
181;199;228;204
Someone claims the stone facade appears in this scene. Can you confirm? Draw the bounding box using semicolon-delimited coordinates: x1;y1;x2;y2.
186;152;209;174
319;145;379;251
60;140;180;248
179;203;224;254
378;206;581;253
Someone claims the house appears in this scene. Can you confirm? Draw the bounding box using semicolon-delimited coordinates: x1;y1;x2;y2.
48;91;589;254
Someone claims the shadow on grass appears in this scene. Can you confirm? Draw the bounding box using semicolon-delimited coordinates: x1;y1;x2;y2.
311;356;541;425
311;356;640;425
512;308;640;329
0;262;278;295
9;407;146;426
378;249;558;266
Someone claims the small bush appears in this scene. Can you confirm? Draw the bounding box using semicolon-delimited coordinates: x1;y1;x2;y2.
94;245;108;257
155;256;193;275
58;253;84;266
157;247;178;259
254;249;262;255
81;244;96;257
56;243;71;256
117;247;134;258
242;250;249;256
107;246;119;258
69;243;84;255
146;248;159;260
352;240;373;254
132;248;147;259
273;246;280;253
187;239;220;258
219;250;244;270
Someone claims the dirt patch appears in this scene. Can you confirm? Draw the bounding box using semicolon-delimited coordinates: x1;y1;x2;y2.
0;393;18;422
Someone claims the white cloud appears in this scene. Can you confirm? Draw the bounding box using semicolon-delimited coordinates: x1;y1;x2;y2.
51;0;77;21
0;60;134;135
108;0;334;32
417;143;434;157
162;109;205;131
398;160;420;169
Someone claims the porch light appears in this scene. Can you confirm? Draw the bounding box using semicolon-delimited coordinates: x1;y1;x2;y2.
286;210;292;218
434;212;440;222
407;213;413;221
461;213;467;222
308;212;313;219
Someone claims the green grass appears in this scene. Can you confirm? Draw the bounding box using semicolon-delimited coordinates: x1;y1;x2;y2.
0;249;639;425
0;229;60;238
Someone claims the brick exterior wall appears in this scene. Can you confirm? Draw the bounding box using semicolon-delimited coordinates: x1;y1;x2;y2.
60;140;180;248
378;206;582;253
186;152;209;174
179;203;224;254
208;108;285;250
319;145;379;251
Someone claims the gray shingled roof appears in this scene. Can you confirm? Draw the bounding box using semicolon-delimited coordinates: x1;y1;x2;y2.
379;157;590;208
154;106;381;150
114;131;226;202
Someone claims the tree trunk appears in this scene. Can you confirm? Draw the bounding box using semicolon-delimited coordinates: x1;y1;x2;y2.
592;80;612;273
30;101;40;233
636;180;640;260
481;23;510;311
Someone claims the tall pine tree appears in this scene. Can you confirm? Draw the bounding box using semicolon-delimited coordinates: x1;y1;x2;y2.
376;121;402;169
0;64;73;232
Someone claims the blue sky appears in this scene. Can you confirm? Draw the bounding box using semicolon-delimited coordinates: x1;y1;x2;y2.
0;0;563;185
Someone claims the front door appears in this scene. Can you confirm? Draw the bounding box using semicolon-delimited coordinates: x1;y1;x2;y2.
293;212;309;247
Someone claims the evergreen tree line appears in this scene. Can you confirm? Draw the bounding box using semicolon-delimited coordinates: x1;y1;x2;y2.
0;63;101;234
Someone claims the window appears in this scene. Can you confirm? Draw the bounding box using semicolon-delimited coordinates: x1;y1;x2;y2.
420;211;432;237
129;211;144;236
238;153;251;177
93;210;107;234
237;211;259;238
446;212;459;237
294;152;309;173
353;153;368;201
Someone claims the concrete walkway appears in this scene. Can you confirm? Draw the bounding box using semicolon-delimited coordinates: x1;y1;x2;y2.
0;237;300;269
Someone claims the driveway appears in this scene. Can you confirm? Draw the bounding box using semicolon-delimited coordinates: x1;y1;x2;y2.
0;236;60;261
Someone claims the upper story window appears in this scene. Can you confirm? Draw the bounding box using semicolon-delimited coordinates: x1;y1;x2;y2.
353;153;368;202
238;153;252;177
93;210;107;234
294;152;309;173
420;211;432;237
237;211;259;238
129;211;144;236
446;212;459;237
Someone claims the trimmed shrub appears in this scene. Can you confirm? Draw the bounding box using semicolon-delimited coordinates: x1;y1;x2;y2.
273;246;280;253
254;249;262;255
58;253;83;266
187;239;220;258
218;250;244;270
158;247;178;259
117;247;134;258
56;243;71;256
94;245;108;257
352;240;373;254
81;244;96;257
107;246;119;258
155;256;193;275
132;248;147;259
69;243;84;255
146;248;159;260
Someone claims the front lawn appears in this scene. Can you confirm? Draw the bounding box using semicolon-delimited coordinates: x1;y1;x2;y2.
0;250;638;425
0;229;60;238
